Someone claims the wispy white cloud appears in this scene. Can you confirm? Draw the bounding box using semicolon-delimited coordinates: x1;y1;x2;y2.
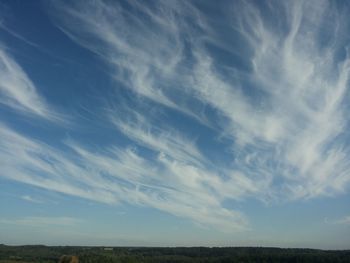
21;195;43;204
0;216;82;227
49;0;209;125
334;216;350;225
50;0;350;201
223;0;350;199
0;46;65;122
1;0;349;233
109;106;205;167
0;122;249;231
0;123;119;205
325;215;350;225
0;21;40;48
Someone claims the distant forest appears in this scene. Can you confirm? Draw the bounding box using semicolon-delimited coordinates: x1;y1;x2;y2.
1;244;349;263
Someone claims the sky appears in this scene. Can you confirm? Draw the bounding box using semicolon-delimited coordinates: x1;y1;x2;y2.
0;0;350;249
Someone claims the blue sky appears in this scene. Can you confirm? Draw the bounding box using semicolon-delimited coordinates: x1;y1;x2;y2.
0;0;350;249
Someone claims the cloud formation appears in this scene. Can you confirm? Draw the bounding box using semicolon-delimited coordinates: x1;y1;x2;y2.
0;216;82;227
21;195;43;204
0;0;350;232
0;45;64;122
335;216;350;225
51;0;350;198
0;122;249;231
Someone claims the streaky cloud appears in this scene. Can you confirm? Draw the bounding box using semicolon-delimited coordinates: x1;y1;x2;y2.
0;45;66;123
1;0;348;232
0;122;249;232
334;216;350;225
50;0;350;201
21;195;43;204
326;215;350;225
0;216;82;227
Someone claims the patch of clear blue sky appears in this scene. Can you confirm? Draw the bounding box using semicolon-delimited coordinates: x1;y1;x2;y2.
0;0;350;248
